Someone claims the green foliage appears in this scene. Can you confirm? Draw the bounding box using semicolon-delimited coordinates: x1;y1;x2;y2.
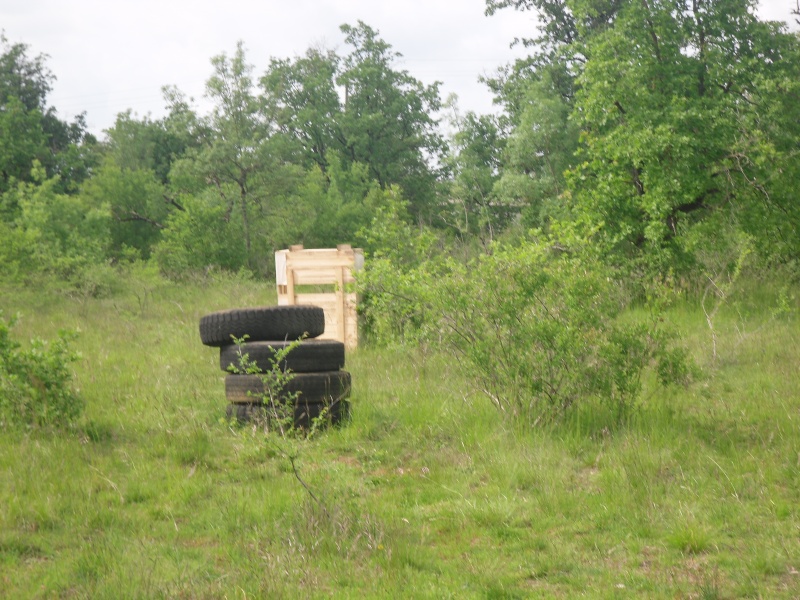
225;335;305;436
189;41;273;267
153;192;248;277
1;277;799;597
260;47;342;172
225;335;335;441
355;188;441;343
488;0;800;275
0;95;47;193
356;186;438;265
80;160;168;260
337;22;446;220
0;312;82;428
0;35;98;195
431;242;689;424
574;1;800;271
360;230;690;425
0;220;27;280
298;157;378;248
443;108;509;243
0;162;110;286
105;106;204;185
494;77;578;230
259;22;446;220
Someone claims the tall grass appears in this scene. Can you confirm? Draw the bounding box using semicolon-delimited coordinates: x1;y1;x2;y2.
0;271;798;597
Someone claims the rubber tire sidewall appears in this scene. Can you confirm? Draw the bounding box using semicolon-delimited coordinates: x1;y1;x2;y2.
199;306;325;347
220;339;345;373
225;399;350;428
225;371;352;404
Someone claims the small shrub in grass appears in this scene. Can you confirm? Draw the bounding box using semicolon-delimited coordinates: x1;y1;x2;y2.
431;244;679;424
226;335;309;438
0;312;83;428
226;336;340;522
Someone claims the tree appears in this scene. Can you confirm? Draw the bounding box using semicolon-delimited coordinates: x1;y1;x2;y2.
337;22;446;221
105;97;204;187
301;156;381;248
175;41;274;265
148;26;450;275
0;95;47;195
493;77;578;231
481;2;589;238
0;34;98;196
487;0;800;271
571;1;800;265
2;161;109;280
260;48;342;172
262;23;447;222
80;161;167;260
443;106;508;244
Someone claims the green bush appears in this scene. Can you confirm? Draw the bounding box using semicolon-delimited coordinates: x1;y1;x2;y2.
355;189;442;344
153;193;249;279
359;238;691;426
0;312;83;428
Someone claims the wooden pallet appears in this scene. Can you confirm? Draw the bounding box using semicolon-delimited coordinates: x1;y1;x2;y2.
275;244;363;349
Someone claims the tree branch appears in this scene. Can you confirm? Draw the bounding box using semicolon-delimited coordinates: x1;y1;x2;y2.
641;0;663;64
116;211;165;229
163;194;185;212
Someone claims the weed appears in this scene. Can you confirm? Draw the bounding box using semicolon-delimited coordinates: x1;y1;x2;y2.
225;334;306;437
0;311;83;428
225;334;341;519
360;240;693;427
667;523;711;555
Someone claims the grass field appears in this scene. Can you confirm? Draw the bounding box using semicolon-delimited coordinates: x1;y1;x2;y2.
1;272;798;598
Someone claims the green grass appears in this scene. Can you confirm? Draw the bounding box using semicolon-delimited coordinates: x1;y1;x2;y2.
1;272;799;598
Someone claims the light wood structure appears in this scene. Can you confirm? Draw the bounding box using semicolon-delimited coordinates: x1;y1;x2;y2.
275;244;363;349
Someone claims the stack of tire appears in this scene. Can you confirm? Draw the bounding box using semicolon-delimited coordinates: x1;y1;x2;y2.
199;305;350;428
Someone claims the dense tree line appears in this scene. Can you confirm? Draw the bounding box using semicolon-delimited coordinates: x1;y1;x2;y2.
0;23;445;281
1;5;798;285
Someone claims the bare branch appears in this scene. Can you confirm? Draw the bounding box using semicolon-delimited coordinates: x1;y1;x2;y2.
163;194;185;212
116;211;165;229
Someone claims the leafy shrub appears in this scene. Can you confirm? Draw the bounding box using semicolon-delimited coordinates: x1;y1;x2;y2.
0;312;83;428
436;244;679;423
8;163;110;280
355;188;442;344
359;237;691;426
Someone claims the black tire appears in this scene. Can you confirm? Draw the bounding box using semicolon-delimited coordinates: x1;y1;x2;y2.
219;339;345;373
225;371;351;404
225;399;350;428
199;306;325;347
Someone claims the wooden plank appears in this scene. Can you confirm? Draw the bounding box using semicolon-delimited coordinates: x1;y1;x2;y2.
291;268;356;285
286;259;296;305
276;284;289;306
342;292;358;350
294;293;338;308
286;255;356;265
336;265;345;342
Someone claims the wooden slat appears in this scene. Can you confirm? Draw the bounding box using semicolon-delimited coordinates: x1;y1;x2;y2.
286;255;356;267
291;267;356;285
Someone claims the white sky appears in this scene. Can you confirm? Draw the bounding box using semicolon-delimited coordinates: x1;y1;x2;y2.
3;0;797;138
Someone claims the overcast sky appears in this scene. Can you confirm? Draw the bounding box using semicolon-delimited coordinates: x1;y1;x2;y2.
3;0;797;138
